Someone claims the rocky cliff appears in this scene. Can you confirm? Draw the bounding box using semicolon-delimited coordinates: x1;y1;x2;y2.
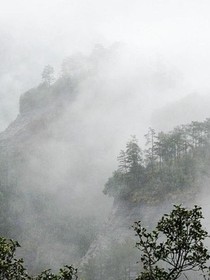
0;75;113;272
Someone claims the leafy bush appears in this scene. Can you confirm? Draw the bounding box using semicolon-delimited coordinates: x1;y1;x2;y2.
0;237;77;280
133;205;210;280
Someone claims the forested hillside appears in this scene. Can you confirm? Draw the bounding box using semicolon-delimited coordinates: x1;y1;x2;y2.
79;119;210;280
104;119;210;203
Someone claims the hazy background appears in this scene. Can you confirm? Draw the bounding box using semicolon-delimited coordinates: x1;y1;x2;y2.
1;0;210;132
1;0;210;273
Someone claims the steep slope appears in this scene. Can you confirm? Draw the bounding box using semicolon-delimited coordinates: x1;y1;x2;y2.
1;46;210;278
0;74;112;272
80;119;210;280
0;46;127;272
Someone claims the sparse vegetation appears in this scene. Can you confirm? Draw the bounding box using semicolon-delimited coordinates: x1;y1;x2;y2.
0;237;78;280
133;205;210;280
2;205;210;280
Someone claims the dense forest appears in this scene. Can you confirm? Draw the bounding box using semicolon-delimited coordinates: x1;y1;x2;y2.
104;119;210;203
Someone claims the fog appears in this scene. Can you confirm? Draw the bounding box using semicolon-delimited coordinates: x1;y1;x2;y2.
1;0;210;130
1;0;210;277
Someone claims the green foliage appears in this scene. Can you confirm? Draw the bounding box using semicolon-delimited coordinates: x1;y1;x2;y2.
103;170;128;197
35;266;77;280
0;237;30;279
133;205;210;280
104;119;210;202
103;136;144;199
125;136;143;171
0;237;77;280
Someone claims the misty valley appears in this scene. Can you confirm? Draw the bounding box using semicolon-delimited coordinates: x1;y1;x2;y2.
1;47;210;280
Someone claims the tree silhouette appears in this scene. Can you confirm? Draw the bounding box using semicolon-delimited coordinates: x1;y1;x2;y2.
133;205;210;280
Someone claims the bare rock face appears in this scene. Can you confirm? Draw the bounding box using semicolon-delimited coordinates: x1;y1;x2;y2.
81;184;199;269
81;197;173;265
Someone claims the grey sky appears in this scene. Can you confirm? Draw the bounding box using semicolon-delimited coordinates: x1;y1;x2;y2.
1;0;210;131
